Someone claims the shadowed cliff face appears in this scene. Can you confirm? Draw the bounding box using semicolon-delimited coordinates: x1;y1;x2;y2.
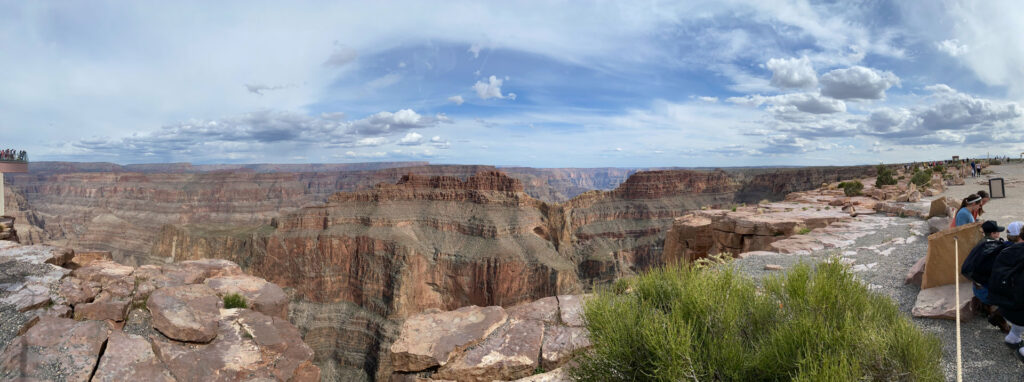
151;166;876;380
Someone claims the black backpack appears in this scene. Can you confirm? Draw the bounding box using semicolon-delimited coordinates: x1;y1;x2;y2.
986;243;1024;308
961;238;1008;286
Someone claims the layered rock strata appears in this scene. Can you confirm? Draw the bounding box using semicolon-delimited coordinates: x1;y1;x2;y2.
154;166;878;379
0;240;320;381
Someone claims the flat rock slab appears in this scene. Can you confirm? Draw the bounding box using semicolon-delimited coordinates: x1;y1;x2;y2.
72;260;136;298
153;309;319;382
57;277;100;305
912;283;974;320
67;251;113;270
205;274;289;319
557;295;591;327
435;318;544;381
178;259;244;283
506;296;559;323
391;305;508;372
541;325;591;370
0;317;111;381
0;244;74;267
148;284;222;343
92;331;175;382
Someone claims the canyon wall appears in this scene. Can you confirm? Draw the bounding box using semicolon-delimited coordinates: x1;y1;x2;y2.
152;165;877;380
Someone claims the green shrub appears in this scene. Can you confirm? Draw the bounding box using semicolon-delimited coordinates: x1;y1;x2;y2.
842;180;863;196
933;164;945;174
875;165;897;187
910;169;933;188
571;261;943;381
797;227;811;235
223;293;248;309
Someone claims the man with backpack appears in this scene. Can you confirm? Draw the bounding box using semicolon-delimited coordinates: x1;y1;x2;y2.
962;220;1011;332
985;221;1024;360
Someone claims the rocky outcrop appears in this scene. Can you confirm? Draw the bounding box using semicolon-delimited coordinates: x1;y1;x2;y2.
0;241;320;381
390;295;590;381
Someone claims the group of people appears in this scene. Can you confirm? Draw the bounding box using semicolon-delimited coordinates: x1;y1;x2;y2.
956;190;1024;362
0;149;26;161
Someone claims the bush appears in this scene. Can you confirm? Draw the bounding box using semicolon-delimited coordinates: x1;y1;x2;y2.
571;261;943;381
842;180;863;196
910;169;933;188
933;164;945;174
875;165;897;187
797;227;811;235
223;293;248;309
991;159;1003;165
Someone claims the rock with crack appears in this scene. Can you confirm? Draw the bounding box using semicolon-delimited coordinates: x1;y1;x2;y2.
434;318;545;381
541;325;590;370
152;308;320;381
912;283;974;320
147;284;223;343
557;294;590;327
92;330;175;382
0;317;111;381
390;305;508;372
506;296;559;323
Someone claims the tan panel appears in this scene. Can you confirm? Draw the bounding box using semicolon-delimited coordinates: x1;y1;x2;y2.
922;221;983;289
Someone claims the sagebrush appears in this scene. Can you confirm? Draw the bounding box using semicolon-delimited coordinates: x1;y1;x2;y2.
570;260;942;381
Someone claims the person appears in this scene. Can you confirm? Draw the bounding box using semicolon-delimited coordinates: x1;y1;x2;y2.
955;194;983;227
985;224;1024;361
962;220;1011;332
972;160;978;177
975;190;991;220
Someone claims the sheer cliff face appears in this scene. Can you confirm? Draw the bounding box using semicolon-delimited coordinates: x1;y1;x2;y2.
151;166;875;379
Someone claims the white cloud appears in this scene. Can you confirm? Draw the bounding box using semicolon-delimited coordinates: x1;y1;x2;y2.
448;95;465;105
397;132;424;146
819;66;900;100
473;75;516;100
728;93;846;114
697;96;718;102
354;137;388;147
766;57;817;89
935;39;969;57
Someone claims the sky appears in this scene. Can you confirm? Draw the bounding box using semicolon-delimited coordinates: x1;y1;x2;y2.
2;1;1024;168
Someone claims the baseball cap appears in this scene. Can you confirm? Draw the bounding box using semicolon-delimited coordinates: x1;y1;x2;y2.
984;220;1006;233
1009;221;1024;236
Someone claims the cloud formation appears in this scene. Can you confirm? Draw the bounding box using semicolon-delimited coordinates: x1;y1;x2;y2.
448;95;465;105
473;75;516;100
766;57;817;89
819;66;900;100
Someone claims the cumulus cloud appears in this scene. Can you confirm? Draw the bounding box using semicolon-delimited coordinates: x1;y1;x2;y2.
448;95;465;105
348;109;449;136
397;132;424;145
819;66;900;100
766;57;817;89
728;93;846;114
936;39;969;57
697;96;718;102
354;137;388;147
429;135;451;149
473;75;516;100
861;90;1022;140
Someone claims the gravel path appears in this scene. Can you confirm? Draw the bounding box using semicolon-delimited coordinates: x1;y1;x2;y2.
735;214;1024;381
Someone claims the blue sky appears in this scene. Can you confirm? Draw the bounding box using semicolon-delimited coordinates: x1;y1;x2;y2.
2;1;1024;167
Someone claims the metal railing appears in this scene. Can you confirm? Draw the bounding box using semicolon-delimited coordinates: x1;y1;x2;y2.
0;150;27;162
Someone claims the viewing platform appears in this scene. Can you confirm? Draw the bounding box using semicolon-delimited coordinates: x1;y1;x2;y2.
0;160;28;173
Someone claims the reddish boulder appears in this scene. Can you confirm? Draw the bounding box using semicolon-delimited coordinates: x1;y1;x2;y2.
434;318;545;381
506;296;559;323
390;305;508;372
74;291;131;322
92;331;175;382
0;317;110;381
147;284;222;343
205;274;289;319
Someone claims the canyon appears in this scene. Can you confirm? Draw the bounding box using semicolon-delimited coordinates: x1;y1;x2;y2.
2;161;877;380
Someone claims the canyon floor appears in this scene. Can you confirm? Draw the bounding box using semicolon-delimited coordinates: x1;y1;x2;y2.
736;162;1024;382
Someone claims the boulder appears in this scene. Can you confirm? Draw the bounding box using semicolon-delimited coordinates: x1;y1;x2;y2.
67;250;113;269
74;291;131;322
0;244;74;267
434;318;545;381
905;256;927;287
71;260;136;297
152;308;319;382
912;283;974;320
177;259;244;282
0;317;111;381
506;296;559;323
57;277;100;305
390;305;508;372
541;325;591;370
147;284;222;343
92;331;175;382
557;295;590;327
928;197;957;219
927;217;950;235
204;274;289;319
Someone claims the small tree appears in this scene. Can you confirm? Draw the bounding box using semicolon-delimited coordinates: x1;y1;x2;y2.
911;169;933;188
842;180;864;196
875;165;897;187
